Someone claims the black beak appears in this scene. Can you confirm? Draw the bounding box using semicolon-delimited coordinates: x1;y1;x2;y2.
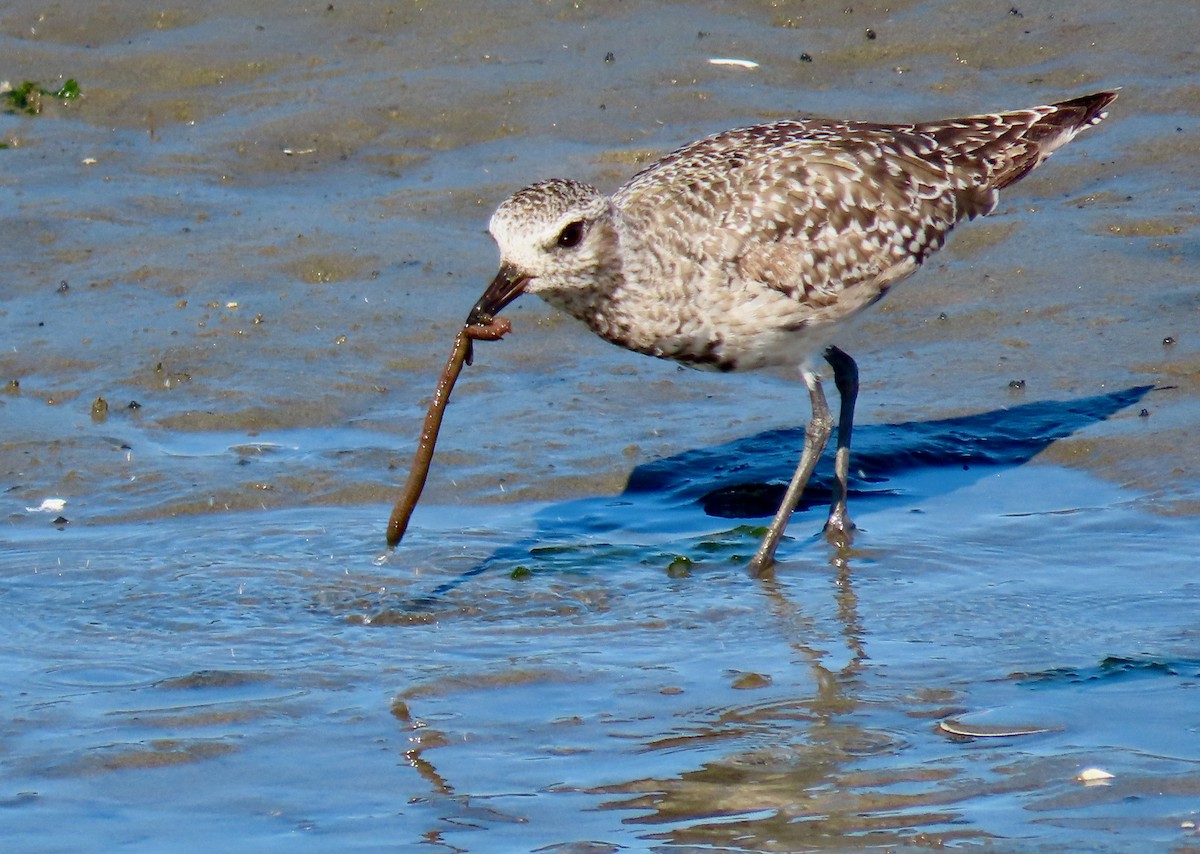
463;262;529;365
466;262;530;327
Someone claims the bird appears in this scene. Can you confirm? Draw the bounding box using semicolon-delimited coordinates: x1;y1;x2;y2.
464;91;1117;575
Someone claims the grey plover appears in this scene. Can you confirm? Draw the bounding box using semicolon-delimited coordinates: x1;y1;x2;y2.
466;92;1116;574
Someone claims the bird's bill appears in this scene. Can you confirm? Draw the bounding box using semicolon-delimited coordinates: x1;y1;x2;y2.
466;262;530;326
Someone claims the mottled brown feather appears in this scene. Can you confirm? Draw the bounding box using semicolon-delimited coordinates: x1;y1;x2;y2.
485;92;1115;371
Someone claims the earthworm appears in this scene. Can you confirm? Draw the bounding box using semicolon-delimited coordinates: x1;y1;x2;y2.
386;317;511;548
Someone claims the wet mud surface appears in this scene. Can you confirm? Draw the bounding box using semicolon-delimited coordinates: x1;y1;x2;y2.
2;0;1199;850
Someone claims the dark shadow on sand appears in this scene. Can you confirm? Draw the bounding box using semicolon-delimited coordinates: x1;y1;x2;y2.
387;385;1152;611
631;384;1156;519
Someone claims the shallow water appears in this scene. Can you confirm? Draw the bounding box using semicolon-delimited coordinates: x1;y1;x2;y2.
2;0;1199;850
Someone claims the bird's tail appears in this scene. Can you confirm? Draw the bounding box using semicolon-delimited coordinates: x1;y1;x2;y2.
923;90;1118;192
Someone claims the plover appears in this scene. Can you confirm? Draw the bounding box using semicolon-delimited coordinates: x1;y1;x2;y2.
466;91;1116;574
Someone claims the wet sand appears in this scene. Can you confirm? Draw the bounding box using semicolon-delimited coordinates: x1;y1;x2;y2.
2;0;1199;850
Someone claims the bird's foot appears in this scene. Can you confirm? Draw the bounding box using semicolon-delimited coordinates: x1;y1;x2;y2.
823;512;856;550
746;550;776;579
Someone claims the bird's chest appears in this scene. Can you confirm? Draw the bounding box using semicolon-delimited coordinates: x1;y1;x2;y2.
539;252;807;372
538;276;696;359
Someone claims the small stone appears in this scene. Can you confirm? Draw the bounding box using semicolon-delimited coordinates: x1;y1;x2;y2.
666;555;693;578
731;671;772;690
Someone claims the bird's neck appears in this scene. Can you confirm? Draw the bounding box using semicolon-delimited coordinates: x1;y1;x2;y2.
537;219;694;362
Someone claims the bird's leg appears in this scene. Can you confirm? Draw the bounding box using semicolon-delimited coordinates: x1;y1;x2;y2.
823;345;858;545
748;369;834;576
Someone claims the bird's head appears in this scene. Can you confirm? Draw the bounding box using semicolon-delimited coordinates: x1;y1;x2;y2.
467;178;613;326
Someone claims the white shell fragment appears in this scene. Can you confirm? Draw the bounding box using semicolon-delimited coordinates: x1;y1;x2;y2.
1076;767;1116;785
707;58;759;69
26;498;67;513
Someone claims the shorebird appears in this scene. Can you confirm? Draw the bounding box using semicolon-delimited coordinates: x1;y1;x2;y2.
465;92;1116;574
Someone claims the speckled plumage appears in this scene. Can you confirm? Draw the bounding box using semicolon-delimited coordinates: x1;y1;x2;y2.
470;91;1116;571
483;93;1113;372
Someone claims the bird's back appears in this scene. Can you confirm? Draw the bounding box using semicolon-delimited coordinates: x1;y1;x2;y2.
598;92;1115;370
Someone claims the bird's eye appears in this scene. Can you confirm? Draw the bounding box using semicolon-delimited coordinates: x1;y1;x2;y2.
555;220;586;249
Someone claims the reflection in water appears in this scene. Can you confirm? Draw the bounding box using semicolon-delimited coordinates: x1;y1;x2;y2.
393;700;455;796
390;540;972;849
584;551;946;850
376;384;1181;850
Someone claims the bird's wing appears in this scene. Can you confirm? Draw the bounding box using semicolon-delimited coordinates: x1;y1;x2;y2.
617;120;994;307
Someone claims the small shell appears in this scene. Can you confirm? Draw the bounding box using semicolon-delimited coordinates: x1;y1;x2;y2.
1076;767;1116;785
708;58;759;69
27;498;67;513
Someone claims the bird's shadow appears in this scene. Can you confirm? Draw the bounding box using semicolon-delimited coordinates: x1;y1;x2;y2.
629;383;1155;519
399;384;1152;607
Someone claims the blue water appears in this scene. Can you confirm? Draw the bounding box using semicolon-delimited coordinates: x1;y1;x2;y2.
2;0;1199;850
4;414;1199;850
